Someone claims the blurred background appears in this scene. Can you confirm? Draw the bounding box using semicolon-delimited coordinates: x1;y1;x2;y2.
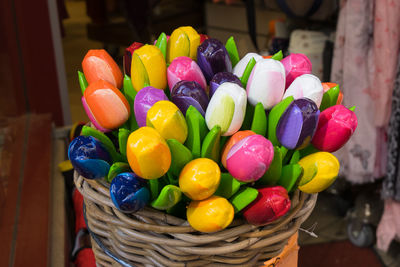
1;0;400;266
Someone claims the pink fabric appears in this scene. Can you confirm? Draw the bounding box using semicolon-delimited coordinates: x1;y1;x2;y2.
331;0;379;183
373;0;400;127
377;199;400;252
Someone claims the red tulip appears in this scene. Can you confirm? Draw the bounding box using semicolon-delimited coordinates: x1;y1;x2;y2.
311;105;357;152
243;186;291;226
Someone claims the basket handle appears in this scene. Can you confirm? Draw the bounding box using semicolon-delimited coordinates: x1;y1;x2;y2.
83;203;135;267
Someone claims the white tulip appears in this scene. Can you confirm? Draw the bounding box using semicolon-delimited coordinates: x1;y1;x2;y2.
205;82;247;136
283;74;324;107
246;58;286;109
233;53;262;78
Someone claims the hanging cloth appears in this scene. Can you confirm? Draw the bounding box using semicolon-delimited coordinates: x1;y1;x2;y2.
330;0;379;183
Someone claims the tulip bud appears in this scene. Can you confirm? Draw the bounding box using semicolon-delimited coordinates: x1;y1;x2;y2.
131;45;167;91
124;42;143;76
297;152;340;194
226;134;274;182
126;127;171;179
283;74;324;108
68;136;111;179
171;80;209;116
232;52;262;78
134;86;168;127
187;196;234;233
197;38;232;82
110;172;150;212
243;186;291;226
205;82;247;136
311;105;358;152
277;98;320;149
82;49;123;88
199;34;209;44
146;101;188;144
221;130;256;168
83;80;130;131
167;26;200;64
281;53;312;88
167;56;207;91
209;72;242;98
246;58;286;109
179;158;220;200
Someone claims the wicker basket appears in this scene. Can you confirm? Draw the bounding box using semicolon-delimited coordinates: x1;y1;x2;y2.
74;172;317;267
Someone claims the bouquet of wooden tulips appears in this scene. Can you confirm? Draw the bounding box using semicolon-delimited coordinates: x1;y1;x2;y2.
69;26;357;233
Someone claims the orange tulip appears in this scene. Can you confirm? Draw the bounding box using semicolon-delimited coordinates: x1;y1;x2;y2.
82;49;123;88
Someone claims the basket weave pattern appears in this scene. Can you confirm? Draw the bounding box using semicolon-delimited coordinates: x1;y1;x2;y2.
74;172;317;267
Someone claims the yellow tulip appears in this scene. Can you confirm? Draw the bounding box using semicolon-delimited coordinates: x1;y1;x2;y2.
187;196;234;233
179;158;220;200
126;127;171;179
131;45;167;92
146;100;188;144
298;152;340;194
167;26;200;64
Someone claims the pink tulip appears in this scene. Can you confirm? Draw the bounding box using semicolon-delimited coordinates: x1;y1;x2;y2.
311;105;358;152
226;135;274;182
167;56;207;91
281;53;312;88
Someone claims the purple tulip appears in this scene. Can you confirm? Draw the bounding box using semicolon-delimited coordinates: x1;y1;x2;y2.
209;72;242;98
171;80;209;116
276;98;320;150
197;38;232;82
134;86;168;127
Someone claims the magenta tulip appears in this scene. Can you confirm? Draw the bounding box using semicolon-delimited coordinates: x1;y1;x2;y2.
226;135;274;182
281;53;312;88
167;56;207;91
311;105;358;152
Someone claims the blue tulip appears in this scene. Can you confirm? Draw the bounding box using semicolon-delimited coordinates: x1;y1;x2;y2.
110;172;150;213
68;136;111;179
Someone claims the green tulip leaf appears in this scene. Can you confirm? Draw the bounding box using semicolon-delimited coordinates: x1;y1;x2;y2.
122;75;139;131
241;102;255;131
225;36;240;67
201;125;221;162
106;162;130;183
155;32;168;59
229;187;259;214
214;173;241;199
78;71;88;95
271;50;283;61
251;102;267;136
277;163;303;193
256;146;282;186
118;128;130;158
81;126;124;163
289;150;300;164
240;57;256;88
167;139;193;177
349;106;356;112
185;105;209;158
268;96;294;145
320;85;340;111
151;185;182;210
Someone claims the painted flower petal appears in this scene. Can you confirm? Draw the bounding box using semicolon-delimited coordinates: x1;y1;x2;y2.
246;58;286;109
